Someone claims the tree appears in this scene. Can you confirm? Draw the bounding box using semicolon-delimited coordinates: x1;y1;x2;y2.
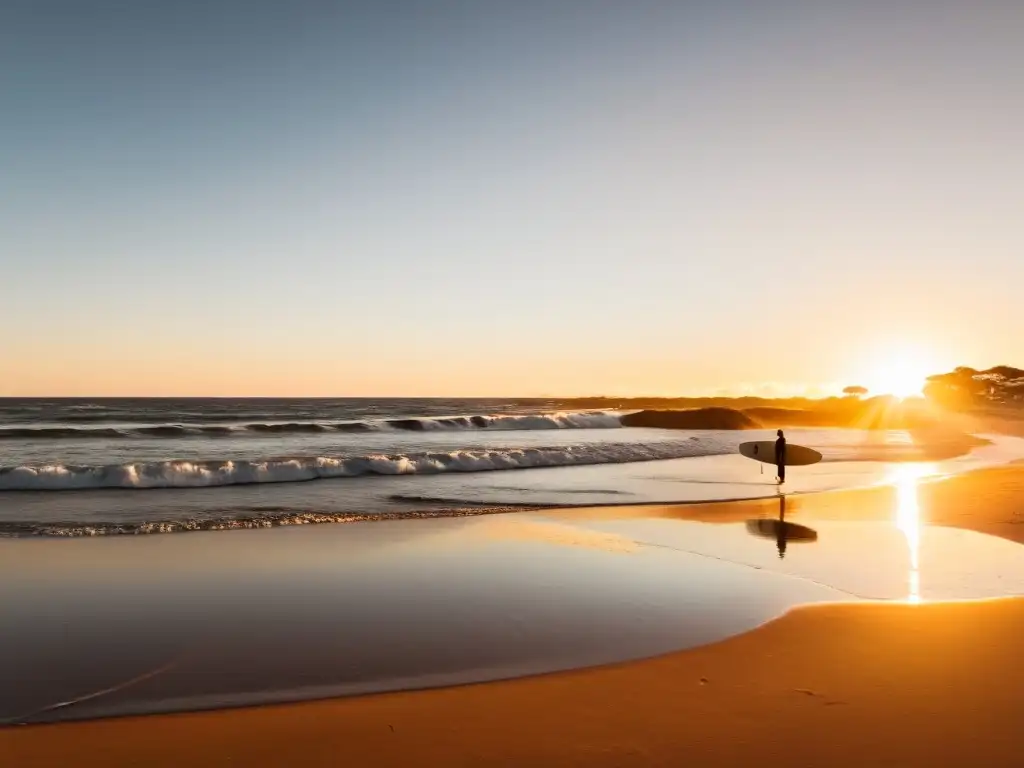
842;385;868;398
923;368;984;409
975;366;1024;403
982;366;1024;380
923;365;1024;408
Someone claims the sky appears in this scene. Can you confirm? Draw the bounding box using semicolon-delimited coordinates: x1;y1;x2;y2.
2;1;1022;397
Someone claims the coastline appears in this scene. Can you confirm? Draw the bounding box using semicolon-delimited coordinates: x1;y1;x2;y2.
4;460;1024;765
6;600;1022;767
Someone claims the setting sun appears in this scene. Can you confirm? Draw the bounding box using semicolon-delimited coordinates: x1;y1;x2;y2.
865;357;933;399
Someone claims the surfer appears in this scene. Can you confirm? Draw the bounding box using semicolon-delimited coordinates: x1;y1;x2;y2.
775;429;787;484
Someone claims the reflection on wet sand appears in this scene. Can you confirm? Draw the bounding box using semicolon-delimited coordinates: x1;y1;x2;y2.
745;494;819;559
892;464;936;603
739;465;938;594
0;520;842;725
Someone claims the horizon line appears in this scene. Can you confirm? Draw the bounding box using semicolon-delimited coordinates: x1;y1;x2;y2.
0;393;913;401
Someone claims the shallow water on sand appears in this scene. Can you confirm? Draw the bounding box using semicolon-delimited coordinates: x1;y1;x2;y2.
4;489;1024;724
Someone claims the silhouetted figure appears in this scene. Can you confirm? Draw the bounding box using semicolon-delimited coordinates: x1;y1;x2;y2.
775;429;787;485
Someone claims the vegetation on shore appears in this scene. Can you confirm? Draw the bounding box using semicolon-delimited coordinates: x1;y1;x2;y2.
554;365;1024;433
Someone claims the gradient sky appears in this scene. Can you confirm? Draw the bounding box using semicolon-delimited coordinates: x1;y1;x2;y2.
3;1;1022;396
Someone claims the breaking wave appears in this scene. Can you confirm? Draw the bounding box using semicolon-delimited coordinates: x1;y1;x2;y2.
0;440;716;492
0;411;622;440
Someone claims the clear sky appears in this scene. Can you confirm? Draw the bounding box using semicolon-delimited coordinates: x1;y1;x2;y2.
3;1;1022;397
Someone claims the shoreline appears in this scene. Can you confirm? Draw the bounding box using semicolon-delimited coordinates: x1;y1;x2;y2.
5;428;1024;537
4;460;1024;765
3;442;1020;538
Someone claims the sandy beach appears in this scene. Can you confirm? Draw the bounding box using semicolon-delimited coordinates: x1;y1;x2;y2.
8;0;1024;762
4;461;1024;767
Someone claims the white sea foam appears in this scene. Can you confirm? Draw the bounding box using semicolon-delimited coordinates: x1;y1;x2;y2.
2;428;1009;492
0;440;710;491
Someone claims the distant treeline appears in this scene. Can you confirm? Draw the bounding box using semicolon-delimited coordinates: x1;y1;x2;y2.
922;366;1024;409
556;365;1024;413
536;364;1023;433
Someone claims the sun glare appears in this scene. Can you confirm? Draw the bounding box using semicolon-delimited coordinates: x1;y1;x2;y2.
891;463;936;603
865;353;935;399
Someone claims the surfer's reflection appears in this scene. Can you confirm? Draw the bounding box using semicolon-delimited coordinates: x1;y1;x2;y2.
776;494;788;558
744;493;818;558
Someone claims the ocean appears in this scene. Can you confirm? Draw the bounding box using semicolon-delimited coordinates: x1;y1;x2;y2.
1;397;1020;536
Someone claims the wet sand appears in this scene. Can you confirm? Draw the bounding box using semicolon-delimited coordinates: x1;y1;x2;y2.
4;463;1024;766
0;516;849;723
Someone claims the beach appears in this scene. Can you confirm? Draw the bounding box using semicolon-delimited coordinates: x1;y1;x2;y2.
7;0;1023;761
4;459;1024;766
8;0;1024;762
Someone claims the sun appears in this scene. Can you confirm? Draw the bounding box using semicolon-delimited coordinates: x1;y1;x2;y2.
852;342;944;400
865;357;931;399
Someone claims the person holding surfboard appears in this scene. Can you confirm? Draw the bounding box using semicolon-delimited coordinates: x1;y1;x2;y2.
739;435;821;482
775;429;787;484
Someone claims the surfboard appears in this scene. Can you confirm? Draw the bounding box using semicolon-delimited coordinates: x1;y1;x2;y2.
745;519;819;541
738;441;822;466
